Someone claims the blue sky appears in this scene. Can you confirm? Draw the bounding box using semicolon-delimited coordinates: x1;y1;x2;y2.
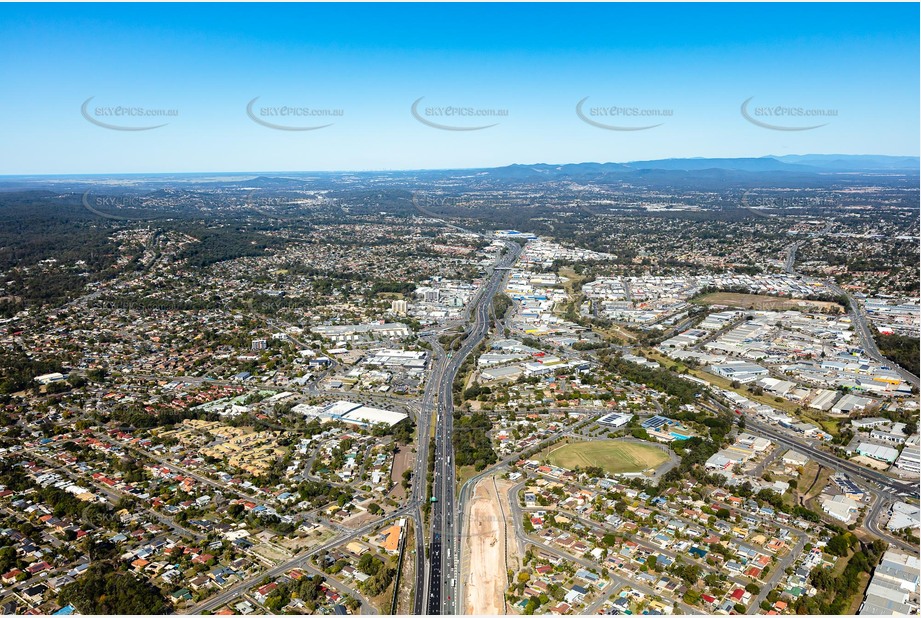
0;3;917;173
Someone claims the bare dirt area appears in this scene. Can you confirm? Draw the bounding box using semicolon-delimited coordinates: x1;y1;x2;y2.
695;292;843;314
388;446;413;501
462;476;509;615
277;526;335;552
851;455;891;470
341;510;379;529
250;542;290;564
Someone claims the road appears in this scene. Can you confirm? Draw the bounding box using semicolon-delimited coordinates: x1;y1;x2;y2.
454;417;599;611
745;418;919;499
410;333;445;614
184;506;413;614
703;381;920;551
181;224;513;616
782;233;918;387
863;492;917;554
427;240;520;615
24;446;206;541
822;280;920;387
739;416;918;552
747;530;806;614
180;346;447;617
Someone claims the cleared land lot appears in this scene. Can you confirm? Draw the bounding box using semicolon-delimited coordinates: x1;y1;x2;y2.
462;477;507;615
548;440;667;474
388;446;412;501
694;292;842;313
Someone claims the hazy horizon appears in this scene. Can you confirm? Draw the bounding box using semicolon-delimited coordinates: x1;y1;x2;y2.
1;3;918;174
0;153;918;179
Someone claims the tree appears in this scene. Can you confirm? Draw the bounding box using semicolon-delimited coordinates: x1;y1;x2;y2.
826;533;853;557
58;562;171;614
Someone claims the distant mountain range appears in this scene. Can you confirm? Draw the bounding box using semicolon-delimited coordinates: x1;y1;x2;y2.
770;154;921;171
478;155;919;181
0;155;916;192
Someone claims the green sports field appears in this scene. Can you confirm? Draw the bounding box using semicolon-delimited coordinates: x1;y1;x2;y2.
547;441;668;474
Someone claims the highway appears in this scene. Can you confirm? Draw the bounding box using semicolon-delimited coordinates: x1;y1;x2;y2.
184;505;409;614
838;283;919;387
411;334;445;614
426;240;520;615
741;416;919;552
178;214;515;615
782;233;918;387
745;418;919;499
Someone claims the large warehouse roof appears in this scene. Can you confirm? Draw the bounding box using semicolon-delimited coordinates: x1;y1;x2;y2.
340;405;408;428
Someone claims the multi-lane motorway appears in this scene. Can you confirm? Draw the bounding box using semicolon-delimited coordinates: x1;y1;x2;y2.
426;241;520;615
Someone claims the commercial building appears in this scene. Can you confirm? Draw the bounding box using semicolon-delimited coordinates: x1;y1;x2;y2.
857;443;900;464
597;412;634;429
339;405;408;428
34;373;65;385
894;445;921;474
480;365;524;383
820;494;861;523
709;361;769;383
870;424;909;445
311;322;411;343
363;349;427;370
495;230;537;241
852;417;892;430
808;389;839;411
858;547;920;615
831;393;875;415
781;450;810;467
886;502;920;532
